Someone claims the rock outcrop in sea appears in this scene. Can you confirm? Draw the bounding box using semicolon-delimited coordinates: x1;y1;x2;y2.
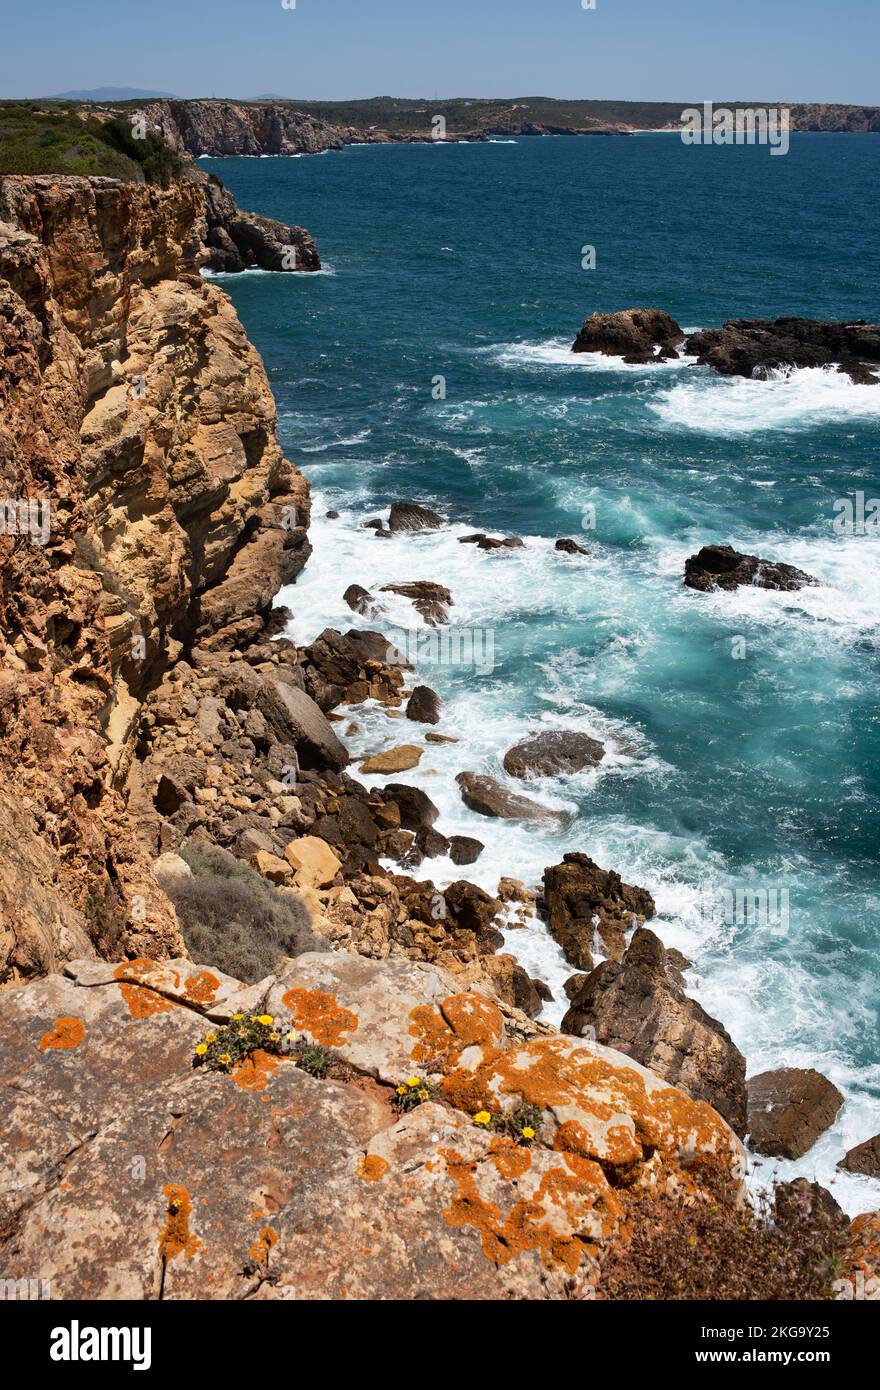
572;307;880;384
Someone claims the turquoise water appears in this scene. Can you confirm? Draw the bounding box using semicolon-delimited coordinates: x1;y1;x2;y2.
205;134;880;1211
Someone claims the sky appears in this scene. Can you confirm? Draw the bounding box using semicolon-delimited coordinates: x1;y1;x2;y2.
1;0;877;104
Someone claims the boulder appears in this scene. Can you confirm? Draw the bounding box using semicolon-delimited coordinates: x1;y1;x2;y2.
555;538;589;556
359;745;423;775
388;501;445;532
503;730;605;779
442;880;503;937
342;583;379;618
456;772;568;828
572;308;685;362
459;533;524;551
543;852;655;966
772;1179;848;1235
257;679;349;771
684;544;817;593
561;927;748;1135
380;581;452;625
448;835;484;865
150;852;193;891
685;316;880;385
405;685;442;724
746;1068;844;1159
838;1134;880;1178
283;835;342;888
250;850;294;885
382;783;440;831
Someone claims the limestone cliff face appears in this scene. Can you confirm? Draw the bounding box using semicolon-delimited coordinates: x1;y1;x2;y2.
0;174;310;982
143;100;348;157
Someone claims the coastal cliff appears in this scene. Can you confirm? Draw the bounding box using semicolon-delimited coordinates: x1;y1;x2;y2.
137;97;880;158
1;171;876;1300
0;172;310;979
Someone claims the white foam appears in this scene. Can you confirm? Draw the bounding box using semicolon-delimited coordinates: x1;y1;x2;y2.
486;337;696;373
651;365;880;434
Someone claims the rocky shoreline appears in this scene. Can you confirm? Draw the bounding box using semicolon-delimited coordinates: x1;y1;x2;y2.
1;170;878;1298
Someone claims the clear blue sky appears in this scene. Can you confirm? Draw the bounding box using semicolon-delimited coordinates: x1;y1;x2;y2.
1;0;877;103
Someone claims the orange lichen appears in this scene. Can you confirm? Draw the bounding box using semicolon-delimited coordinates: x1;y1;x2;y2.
281;987;357;1047
248;1227;279;1264
408;992;503;1068
232;1049;281;1092
488;1136;532;1180
158;1184;200;1264
117;983;173;1019
355;1154;389;1183
182;970;220;1006
441;1035;736;1173
440;1145;618;1275
38;1016;85;1052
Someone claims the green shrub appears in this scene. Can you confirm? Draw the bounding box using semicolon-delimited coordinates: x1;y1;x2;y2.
168;842;322;983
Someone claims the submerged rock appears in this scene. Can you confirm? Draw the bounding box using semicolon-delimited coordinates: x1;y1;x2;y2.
456;772;568;827
459;533;524;551
684;544;817;593
555;538;589;555
380;581;452;625
746;1067;844;1159
561;927;748;1135
503;730;605;779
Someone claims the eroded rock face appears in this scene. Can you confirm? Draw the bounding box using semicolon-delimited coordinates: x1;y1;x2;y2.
380;580;452;625
542;852;656;967
201;173;319;274
684;544;817;593
0;951;745;1299
561;928;748;1136
572;308;685;362
747;1068;844;1160
503;730;605;779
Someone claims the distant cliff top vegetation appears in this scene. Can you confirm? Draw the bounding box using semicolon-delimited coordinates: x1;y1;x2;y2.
0;103;183;181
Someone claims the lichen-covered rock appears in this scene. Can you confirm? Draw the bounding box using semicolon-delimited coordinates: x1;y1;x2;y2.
0;952;746;1299
561;928;747;1135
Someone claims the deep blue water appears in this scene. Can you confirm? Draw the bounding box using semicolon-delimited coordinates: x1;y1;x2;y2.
205;133;880;1209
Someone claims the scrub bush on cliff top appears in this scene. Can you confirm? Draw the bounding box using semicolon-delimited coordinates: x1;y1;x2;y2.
168;842;322;983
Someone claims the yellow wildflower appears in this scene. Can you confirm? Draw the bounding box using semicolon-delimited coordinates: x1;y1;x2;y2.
521;1126;535;1140
195;1043;208;1056
417;1089;429;1101
406;1076;421;1088
269;1032;280;1043
257;1015;274;1026
218;1053;232;1066
474;1111;491;1127
205;1032;217;1044
396;1086;407;1095
232;1013;244;1021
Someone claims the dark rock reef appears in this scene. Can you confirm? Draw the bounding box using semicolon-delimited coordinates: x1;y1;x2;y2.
684;544;817;593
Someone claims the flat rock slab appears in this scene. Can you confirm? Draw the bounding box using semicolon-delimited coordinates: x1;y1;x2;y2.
359;744;423;774
456;772;568;827
503;730;605;779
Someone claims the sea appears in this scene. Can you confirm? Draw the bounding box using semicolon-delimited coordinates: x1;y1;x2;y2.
202;131;880;1213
